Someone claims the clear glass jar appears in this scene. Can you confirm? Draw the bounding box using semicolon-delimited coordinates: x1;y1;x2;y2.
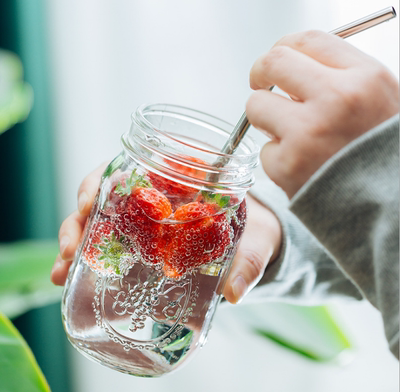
62;104;259;377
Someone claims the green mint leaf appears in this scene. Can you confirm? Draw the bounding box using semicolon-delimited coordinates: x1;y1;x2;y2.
136;175;152;188
114;169;152;197
201;191;215;203
201;190;230;208
219;196;230;208
94;230;131;275
114;169;137;196
114;183;125;196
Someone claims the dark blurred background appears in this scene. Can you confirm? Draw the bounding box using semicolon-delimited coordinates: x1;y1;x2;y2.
0;1;71;391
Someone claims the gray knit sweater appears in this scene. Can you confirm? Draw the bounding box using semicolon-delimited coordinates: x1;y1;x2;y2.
249;114;399;359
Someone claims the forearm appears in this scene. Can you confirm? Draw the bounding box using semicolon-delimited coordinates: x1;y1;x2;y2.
290;114;399;358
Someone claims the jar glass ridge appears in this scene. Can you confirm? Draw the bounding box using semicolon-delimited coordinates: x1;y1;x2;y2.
62;104;259;377
124;103;258;193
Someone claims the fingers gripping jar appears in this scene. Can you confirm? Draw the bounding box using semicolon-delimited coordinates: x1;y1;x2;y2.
62;104;259;377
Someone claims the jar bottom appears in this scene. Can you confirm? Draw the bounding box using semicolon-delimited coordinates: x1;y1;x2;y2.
62;254;228;376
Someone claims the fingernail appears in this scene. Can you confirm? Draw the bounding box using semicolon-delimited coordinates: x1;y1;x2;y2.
51;256;64;275
78;192;88;213
232;275;248;304
59;236;70;256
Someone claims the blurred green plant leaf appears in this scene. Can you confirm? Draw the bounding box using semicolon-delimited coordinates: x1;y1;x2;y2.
0;49;33;134
238;303;352;362
0;240;62;319
0;312;50;392
254;329;325;361
163;331;193;352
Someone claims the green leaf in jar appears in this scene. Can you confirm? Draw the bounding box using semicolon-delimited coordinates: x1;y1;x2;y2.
94;232;130;275
114;169;152;197
201;190;230;209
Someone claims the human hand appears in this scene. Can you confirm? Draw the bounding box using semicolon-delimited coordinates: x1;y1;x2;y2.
222;194;282;303
51;162;109;286
51;164;282;304
246;30;399;198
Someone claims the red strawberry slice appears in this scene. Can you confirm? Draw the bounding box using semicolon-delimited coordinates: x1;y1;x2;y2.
111;173;173;265
147;155;207;208
132;187;173;221
197;192;246;242
164;201;232;276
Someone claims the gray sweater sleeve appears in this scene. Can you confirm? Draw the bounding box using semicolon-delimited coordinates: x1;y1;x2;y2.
247;114;399;359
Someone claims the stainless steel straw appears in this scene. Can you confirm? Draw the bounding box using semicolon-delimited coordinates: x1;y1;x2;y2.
216;6;397;163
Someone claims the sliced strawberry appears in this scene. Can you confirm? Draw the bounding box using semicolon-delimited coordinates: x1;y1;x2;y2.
162;260;182;279
173;201;218;221
197;192;246;242
165;201;232;276
110;171;173;265
132;187;173;221
169;155;207;178
147;155;207;208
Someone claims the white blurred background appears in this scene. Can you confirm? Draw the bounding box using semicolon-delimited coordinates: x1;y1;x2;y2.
44;0;399;391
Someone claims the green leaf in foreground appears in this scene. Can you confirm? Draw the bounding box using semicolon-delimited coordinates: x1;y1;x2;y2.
0;240;62;319
236;303;352;362
254;329;328;361
0;312;50;392
0;50;33;134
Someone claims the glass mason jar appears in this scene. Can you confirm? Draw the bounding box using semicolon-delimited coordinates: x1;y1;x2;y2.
62;104;259;377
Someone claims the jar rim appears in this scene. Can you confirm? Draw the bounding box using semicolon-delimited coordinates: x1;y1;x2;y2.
131;103;260;162
124;103;259;193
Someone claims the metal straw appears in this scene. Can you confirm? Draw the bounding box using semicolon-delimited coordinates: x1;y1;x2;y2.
217;6;397;163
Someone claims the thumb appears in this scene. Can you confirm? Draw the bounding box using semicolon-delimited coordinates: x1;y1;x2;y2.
223;195;282;304
223;249;272;304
